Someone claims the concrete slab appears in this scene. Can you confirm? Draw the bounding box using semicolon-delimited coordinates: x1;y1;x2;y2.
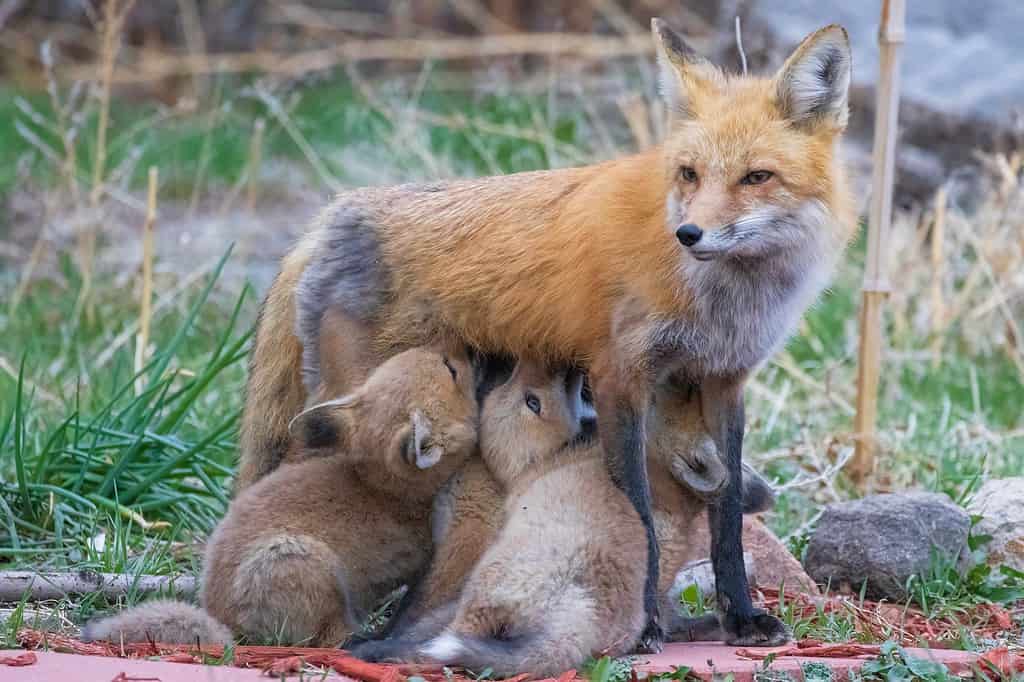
634;642;978;682
3;643;981;682
0;649;345;681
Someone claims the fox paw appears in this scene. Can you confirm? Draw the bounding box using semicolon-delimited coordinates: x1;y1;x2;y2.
724;609;791;647
635;618;666;654
348;638;412;663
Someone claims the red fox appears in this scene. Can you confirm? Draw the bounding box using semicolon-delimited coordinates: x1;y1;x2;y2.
83;347;478;648
238;18;854;648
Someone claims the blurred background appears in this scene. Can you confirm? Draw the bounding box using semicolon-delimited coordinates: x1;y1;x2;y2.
0;0;1022;641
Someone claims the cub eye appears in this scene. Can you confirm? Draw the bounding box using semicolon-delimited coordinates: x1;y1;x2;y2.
679;166;698;183
525;392;542;415
740;170;773;185
443;357;458;381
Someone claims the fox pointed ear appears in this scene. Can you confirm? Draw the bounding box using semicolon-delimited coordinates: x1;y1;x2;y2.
775;25;851;129
651;18;719;118
289;394;358;451
401;410;444;469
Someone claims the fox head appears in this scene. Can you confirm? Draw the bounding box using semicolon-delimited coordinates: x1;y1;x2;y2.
290;347;479;485
479;359;590;487
651;19;856;265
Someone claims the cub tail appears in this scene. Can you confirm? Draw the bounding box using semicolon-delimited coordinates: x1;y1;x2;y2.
419;630;540;677
81;600;233;646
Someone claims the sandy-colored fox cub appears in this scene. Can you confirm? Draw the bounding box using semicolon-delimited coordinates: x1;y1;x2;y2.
239;17;855;647
415;360;647;676
82;347;478;647
375;377;775;642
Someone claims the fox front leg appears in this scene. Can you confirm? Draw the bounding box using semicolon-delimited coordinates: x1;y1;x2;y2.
700;376;791;647
590;351;663;654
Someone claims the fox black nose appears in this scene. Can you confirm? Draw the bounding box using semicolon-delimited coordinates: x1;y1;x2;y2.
676;223;703;247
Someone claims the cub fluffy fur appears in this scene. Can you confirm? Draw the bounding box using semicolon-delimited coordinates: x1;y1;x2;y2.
83;347;477;647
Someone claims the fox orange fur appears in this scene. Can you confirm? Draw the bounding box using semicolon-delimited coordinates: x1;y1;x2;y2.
239;18;855;648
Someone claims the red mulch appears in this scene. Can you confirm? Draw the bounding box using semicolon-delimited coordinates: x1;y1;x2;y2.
1;650;37;666
15;628;580;681
11;590;1019;678
737;640;883;660
756;587;1016;645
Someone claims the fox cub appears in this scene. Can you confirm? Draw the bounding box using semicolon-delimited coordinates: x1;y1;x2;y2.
83;347;478;648
405;360;645;676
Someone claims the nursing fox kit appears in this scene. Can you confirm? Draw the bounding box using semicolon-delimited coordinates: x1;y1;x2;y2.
239;18;855;648
84;348;479;648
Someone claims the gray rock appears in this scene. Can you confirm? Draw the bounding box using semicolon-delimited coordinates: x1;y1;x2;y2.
667;553;756;606
803;492;970;601
967;477;1024;572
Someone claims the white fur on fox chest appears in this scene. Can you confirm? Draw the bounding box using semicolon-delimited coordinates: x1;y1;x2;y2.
671;238;834;378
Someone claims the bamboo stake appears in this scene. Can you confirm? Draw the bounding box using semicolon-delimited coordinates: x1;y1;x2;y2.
851;0;906;484
929;185;948;367
134;167;157;395
246;118;266;212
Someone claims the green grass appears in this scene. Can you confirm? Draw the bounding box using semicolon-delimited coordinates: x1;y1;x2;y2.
2;68;1023;648
0;74;589;202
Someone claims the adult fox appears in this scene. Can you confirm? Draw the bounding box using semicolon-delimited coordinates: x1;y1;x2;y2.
239;19;855;648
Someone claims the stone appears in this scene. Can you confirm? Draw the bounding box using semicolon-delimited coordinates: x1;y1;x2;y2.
679;514;820;596
803;492;970;601
966;477;1024;572
668;553;755;606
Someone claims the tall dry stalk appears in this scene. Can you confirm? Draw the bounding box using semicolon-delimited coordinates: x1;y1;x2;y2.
851;0;906;484
134;167;158;395
246;118;266;212
929;186;948;367
80;0;134;319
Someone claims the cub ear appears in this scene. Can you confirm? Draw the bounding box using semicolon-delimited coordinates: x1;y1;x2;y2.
650;18;721;118
289;394;359;451
774;24;851;129
401;410;444;470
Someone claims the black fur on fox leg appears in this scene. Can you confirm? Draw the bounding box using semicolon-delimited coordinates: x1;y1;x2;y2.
605;401;664;654
349;636;421;663
707;388;790;647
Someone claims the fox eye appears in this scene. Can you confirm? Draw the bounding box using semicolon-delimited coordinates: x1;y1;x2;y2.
442;357;458;381
741;170;774;185
525;392;542;415
678;166;698;183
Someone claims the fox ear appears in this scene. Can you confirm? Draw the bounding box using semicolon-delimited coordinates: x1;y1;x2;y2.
289;394;358;451
651;18;719;118
775;25;851;129
400;410;444;470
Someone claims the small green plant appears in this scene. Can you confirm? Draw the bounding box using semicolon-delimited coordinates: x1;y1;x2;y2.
858;641;952;681
800;661;833;682
678;582;714;617
583;656;635;682
649;665;700;682
751;653;796;682
907;533;1024;619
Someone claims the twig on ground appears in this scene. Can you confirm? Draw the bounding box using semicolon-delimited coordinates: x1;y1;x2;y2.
0;571;196;602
